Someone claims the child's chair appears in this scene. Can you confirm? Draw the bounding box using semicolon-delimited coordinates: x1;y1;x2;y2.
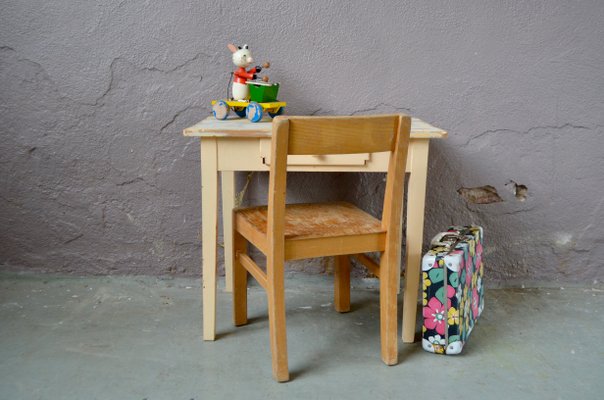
232;114;411;382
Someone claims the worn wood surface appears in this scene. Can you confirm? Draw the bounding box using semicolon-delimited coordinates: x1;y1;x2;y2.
334;255;351;312
238;252;267;289
402;139;430;343
265;117;290;382
235;206;386;260
235;202;384;240
221;172;235;292
378;115;411;364
353;253;381;278
278;115;397;155
200;139;218;341
232;231;248;326
183;116;447;139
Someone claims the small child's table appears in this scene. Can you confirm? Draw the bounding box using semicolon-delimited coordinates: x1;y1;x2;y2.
183;116;447;342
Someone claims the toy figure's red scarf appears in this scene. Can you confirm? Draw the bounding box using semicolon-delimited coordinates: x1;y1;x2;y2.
233;66;259;84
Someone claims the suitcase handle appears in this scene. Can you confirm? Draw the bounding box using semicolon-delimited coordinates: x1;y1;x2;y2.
445;228;472;255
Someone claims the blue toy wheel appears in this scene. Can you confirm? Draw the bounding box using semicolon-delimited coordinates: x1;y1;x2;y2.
212;100;230;120
268;107;284;118
246;101;263;123
233;107;246;118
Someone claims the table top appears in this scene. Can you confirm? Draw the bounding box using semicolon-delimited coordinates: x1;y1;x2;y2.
183;116;447;139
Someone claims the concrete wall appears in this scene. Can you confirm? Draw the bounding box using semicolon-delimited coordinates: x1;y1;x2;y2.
1;0;603;285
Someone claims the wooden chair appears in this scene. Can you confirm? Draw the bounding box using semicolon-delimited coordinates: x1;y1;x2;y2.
232;114;411;382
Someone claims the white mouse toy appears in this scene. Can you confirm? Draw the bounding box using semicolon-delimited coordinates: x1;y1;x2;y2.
227;43;263;101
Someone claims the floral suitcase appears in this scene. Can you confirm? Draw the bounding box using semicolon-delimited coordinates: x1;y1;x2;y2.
422;226;484;354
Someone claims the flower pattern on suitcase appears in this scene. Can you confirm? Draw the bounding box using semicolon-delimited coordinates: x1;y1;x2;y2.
422;226;484;355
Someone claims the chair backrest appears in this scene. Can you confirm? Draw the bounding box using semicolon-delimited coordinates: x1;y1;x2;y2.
283;115;400;155
267;114;411;256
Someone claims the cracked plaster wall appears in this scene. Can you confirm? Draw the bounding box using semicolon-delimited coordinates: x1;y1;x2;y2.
1;1;603;285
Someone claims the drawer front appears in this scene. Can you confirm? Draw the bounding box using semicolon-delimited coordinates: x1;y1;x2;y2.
259;139;369;166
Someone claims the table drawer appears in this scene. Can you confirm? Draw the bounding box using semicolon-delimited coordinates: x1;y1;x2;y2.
259;139;369;166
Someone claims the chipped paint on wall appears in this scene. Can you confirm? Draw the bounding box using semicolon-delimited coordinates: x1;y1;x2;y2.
457;186;503;204
506;180;528;202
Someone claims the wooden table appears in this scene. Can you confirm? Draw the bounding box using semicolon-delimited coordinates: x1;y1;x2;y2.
183;116;447;342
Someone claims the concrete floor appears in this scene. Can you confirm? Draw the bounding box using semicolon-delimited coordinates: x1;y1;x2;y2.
0;272;602;400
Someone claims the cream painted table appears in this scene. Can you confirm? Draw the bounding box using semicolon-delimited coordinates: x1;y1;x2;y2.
183;116;447;342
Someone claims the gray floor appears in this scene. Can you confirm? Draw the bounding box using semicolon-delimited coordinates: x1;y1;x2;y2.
0;272;602;400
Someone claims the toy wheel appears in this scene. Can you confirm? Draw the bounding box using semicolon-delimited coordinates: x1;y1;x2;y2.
212;100;230;120
268;107;284;118
246;101;263;122
233;107;246;118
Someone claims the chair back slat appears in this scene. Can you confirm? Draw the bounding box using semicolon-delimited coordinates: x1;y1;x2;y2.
279;115;399;155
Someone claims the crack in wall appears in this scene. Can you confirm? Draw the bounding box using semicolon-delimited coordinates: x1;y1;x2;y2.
116;177;144;186
159;105;202;133
350;102;412;115
112;173;160;192
2;48;209;108
463;123;594;147
1;46;75;105
139;52;210;75
90;54;206;107
499;205;538;215
63;234;84;245
306;104;411;116
88;57;119;106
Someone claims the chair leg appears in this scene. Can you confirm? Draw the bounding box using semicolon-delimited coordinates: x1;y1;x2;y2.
379;252;398;365
334;255;351;312
233;231;248;326
267;257;289;382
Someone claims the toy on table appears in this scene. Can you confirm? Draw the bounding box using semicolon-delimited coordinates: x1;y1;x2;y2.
212;43;286;123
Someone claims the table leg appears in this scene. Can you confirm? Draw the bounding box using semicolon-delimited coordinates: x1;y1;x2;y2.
402;140;430;343
201;138;218;341
221;171;235;293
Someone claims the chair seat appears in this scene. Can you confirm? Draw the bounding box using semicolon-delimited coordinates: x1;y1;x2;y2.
235;202;386;260
236;201;384;239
